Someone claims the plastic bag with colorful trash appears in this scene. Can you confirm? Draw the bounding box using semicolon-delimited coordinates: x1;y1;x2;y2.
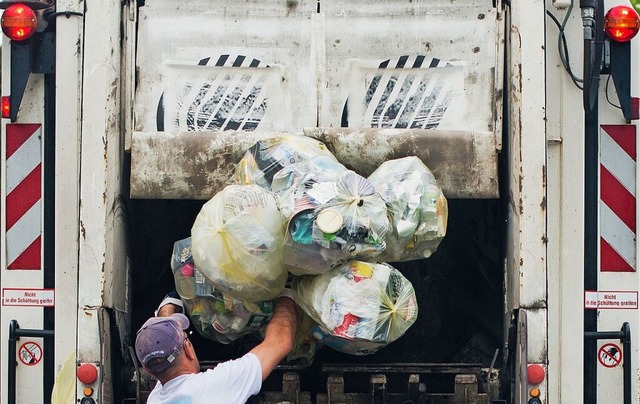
191;184;287;302
292;261;418;355
274;163;390;275
368;156;448;262
172;237;274;344
271;154;348;219
234;135;338;189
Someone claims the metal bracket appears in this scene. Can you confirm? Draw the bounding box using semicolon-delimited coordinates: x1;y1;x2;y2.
7;320;55;404
9;31;55;122
607;40;633;121
371;374;387;404
584;322;632;404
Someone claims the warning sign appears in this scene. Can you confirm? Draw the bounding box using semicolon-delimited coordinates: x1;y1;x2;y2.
18;341;42;366
1;288;55;307
598;343;622;368
584;291;638;309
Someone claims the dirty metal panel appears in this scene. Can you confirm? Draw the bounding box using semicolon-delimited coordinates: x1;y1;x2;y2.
130;130;286;199
307;128;498;199
320;0;502;136
134;0;317;133
130;128;498;199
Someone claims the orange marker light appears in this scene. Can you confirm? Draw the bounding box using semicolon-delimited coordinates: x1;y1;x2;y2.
1;3;37;41
605;5;640;42
530;387;541;398
83;387;94;397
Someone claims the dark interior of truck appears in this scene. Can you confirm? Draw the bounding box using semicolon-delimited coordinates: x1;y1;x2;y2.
127;196;505;401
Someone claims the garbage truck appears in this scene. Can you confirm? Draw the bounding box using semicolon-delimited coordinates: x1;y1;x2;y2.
1;0;640;402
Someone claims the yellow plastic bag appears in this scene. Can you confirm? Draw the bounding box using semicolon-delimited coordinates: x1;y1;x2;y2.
293;261;418;355
192;185;287;302
51;351;76;404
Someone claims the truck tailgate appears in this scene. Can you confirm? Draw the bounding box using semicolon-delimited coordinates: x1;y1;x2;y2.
131;0;503;199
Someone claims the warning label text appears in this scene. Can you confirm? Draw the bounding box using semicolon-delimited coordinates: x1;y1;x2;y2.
2;289;55;307
585;291;638;309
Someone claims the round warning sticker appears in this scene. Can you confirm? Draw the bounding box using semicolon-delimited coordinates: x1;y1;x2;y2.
18;341;43;366
598;343;622;368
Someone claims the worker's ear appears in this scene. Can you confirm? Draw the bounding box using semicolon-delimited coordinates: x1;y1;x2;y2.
183;338;197;360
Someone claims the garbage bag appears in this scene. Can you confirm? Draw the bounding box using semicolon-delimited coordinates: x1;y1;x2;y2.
368;156;448;262
271;154;348;219
191;185;287;302
234;135;337;189
185;296;274;345
292;261;418;355
275;164;390;275
51;351;76;404
172;237;274;344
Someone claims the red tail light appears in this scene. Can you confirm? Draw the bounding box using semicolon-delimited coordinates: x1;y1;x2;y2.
77;363;98;384
527;364;546;385
1;3;37;41
605;5;640;42
1;96;10;119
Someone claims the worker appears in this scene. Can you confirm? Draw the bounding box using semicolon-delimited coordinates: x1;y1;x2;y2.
135;291;297;403
153;291;184;317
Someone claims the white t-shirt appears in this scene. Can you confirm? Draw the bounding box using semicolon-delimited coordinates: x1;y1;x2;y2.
146;353;262;404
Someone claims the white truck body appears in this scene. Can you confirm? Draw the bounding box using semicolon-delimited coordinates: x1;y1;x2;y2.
1;0;639;403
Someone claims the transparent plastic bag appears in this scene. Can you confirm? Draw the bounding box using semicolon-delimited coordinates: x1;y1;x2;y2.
172;237;275;344
292;261;418;355
191;185;287;302
234;135;337;189
277;167;390;275
368;156;448;262
271;154;348;219
184;296;274;345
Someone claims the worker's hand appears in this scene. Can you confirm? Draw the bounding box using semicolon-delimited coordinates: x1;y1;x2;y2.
251;289;298;381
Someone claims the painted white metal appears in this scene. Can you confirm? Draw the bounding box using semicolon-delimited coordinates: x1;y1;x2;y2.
594;1;640;402
131;0;502;200
77;0;129;402
320;0;501;134
545;1;586;402
133;0;501;136
546;0;640;402
0;50;47;404
123;0;138;153
507;0;548;402
52;0;84;400
134;0;318;133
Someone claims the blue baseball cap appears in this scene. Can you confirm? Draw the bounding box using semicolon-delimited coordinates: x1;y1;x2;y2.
135;313;189;373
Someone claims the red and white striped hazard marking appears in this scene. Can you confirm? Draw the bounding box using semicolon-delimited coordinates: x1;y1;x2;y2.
600;125;636;272
5;124;42;270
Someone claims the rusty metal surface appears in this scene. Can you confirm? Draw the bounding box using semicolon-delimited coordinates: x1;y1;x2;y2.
130;128;498;199
307;128;498;199
130;130;287;199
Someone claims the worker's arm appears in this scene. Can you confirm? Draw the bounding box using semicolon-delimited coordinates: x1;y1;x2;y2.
249;295;297;381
